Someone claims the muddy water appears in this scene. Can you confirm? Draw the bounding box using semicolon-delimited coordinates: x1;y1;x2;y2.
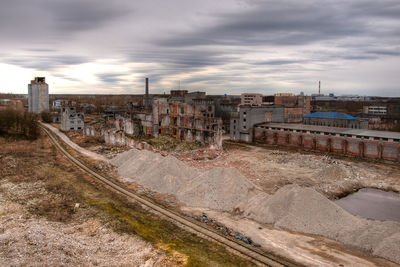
335;188;400;222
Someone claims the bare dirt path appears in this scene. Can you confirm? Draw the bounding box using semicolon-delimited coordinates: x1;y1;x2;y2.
43;123;109;162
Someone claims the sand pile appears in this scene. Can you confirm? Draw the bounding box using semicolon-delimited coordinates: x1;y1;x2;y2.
112;149;260;211
111;149;400;264
242;184;400;264
177;167;261;211
111;149;198;195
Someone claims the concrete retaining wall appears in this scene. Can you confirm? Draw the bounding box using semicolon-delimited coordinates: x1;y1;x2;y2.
254;128;400;161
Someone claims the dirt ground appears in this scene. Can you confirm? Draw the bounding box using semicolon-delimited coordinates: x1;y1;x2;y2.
0;138;161;266
56;123;400;199
182;207;398;267
0;135;256;266
175;141;400;199
43;125;400;266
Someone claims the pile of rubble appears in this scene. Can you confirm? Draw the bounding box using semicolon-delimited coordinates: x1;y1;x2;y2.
111;148;400;264
111;149;261;211
242;184;400;264
193;213;260;247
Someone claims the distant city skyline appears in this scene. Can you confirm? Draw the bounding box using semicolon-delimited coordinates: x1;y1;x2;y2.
0;0;399;96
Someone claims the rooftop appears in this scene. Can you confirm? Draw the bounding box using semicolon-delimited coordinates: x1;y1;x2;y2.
304;112;358;120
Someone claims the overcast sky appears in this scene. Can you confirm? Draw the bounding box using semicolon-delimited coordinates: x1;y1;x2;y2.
0;0;399;96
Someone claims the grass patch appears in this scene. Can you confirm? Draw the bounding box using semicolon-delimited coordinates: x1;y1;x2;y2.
147;135;204;152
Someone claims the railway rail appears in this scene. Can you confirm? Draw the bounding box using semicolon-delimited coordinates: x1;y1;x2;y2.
40;124;300;267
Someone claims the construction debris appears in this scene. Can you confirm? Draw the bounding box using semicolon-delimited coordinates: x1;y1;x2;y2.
111;147;400;264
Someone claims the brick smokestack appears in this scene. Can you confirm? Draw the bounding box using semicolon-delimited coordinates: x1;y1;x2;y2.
318;80;321;95
145;77;149;97
144;77;150;108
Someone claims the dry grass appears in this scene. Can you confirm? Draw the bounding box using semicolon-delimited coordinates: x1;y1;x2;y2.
0;135;255;266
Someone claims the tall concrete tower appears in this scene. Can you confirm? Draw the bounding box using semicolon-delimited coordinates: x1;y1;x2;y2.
28;77;49;113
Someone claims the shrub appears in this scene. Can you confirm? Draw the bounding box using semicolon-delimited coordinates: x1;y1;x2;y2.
40;110;52;123
0;109;39;140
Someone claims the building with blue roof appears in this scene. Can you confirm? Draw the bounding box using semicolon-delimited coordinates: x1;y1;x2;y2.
303;111;368;129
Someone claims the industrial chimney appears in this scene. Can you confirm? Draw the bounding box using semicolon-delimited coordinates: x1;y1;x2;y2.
144;77;150;108
318;81;321;95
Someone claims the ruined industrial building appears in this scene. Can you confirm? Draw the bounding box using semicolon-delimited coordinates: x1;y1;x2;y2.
88;79;224;147
61;107;84;131
230;93;311;142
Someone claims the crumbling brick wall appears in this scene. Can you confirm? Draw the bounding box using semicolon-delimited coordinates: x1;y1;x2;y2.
253;127;400;161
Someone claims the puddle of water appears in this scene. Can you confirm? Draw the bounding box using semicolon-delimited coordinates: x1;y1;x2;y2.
335;188;400;222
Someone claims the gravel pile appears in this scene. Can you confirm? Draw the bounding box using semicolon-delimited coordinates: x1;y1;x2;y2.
112;149;259;211
178;167;261;211
111;148;400;264
111;149;198;196
242;184;400;264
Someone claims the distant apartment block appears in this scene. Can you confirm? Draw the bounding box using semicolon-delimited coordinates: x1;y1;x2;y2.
363;106;387;116
52;99;77;110
61;107;84;131
241;93;262;105
28;77;49;113
231;93;311;142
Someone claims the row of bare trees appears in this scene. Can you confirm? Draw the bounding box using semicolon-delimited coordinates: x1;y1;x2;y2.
0;109;39;139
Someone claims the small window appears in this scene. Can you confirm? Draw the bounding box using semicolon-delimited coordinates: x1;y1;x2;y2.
382;138;389;141
243;118;246;122
243;126;246;129
243;112;247;115
70;127;74;130
77;127;81;130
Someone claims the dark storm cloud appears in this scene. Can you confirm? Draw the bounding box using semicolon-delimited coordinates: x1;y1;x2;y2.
0;0;133;42
367;49;400;56
5;55;90;70
157;0;400;48
1;0;399;95
254;59;308;66
126;49;238;68
45;0;133;32
97;73;126;83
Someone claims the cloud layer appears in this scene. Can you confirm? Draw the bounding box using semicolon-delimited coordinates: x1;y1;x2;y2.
0;0;399;95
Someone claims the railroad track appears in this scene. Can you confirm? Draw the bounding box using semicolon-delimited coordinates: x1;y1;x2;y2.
40;124;299;267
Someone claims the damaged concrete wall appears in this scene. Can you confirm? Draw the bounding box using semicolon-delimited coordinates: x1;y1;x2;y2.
254;127;400;161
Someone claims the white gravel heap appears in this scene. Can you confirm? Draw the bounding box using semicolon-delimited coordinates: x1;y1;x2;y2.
111;149;198;196
111;149;260;211
111;148;400;264
177;167;261;211
242;184;400;264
